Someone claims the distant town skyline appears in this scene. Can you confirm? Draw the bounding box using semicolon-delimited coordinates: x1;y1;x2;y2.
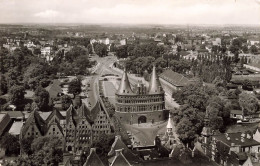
0;0;260;25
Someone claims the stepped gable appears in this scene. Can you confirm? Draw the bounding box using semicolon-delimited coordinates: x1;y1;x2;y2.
108;135;141;165
21;108;46;137
148;65;163;94
46;119;64;135
110;149;132;166
83;148;105;166
66;104;78;126
117;68;134;95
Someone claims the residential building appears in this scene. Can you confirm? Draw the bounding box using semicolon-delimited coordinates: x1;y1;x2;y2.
20;100;114;155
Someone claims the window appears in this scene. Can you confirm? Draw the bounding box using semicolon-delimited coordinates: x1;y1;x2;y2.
53;128;55;131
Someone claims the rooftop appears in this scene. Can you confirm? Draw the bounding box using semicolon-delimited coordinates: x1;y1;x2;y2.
160;69;195;87
213;132;260;147
0;113;6;122
9;121;23;135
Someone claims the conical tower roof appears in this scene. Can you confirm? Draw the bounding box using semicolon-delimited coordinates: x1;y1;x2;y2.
148;65;163;94
117;68;134;95
167;113;174;129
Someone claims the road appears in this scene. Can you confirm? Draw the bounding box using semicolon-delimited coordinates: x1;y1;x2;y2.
82;55;117;108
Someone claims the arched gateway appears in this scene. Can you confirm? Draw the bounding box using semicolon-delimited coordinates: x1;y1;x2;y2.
138;116;147;124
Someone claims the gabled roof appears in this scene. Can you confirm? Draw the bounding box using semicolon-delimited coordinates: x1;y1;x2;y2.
45;79;62;97
148;66;163;94
76;104;92;123
117;68;134;95
90;101;102;121
77;103;91;118
230;110;243;115
83;148;104;166
108;135;141;165
66;105;78;126
160;69;193;87
110;149;132;166
21;109;46;137
46;109;65;124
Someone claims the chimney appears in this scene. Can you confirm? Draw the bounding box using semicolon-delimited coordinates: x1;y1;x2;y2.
115;149;123;156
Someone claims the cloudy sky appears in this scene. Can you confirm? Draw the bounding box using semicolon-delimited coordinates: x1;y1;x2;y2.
0;0;260;25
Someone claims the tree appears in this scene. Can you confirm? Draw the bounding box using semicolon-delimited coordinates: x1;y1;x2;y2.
33;48;41;55
0;133;20;156
87;44;93;54
242;45;249;53
68;78;82;97
94;43;108;57
9;85;25;106
34;86;50;111
73;55;91;75
20;136;63;166
176;118;198;144
0;74;8;95
21;136;34;155
239;92;259;115
250;45;258;54
61;95;72;110
91;133;115;165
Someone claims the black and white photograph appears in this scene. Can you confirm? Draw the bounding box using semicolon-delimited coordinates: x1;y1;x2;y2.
0;0;260;165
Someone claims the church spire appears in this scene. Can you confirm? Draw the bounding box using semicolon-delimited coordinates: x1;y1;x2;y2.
117;67;134;95
166;113;174;135
148;65;163;94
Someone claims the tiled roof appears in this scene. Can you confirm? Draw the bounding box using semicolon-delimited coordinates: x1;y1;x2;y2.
90;101;101;121
230;110;243;115
5;111;24;119
213;132;260;147
46;109;65;124
9;121;23;135
108;135;141;165
76;104;92;122
159;69;192;87
21;109;46;137
66;105;78;126
83;148;104;166
110;149;132;166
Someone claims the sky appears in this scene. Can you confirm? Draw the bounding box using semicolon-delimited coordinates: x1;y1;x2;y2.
0;0;260;25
